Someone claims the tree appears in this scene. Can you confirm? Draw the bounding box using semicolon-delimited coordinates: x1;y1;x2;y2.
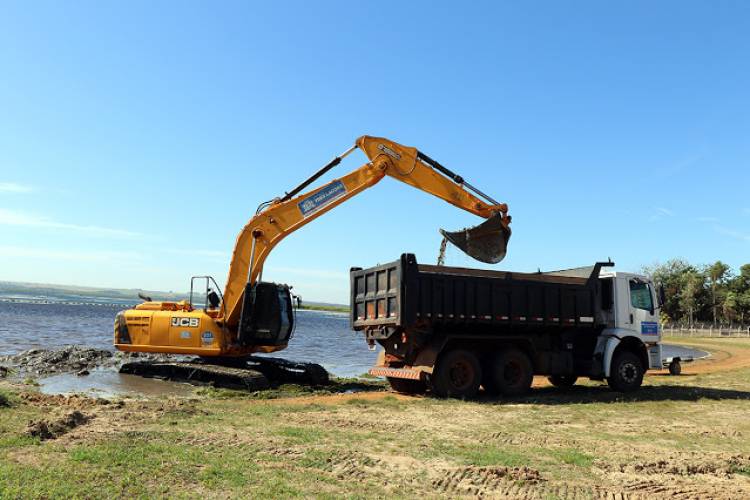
642;259;695;322
679;270;704;327
729;264;750;323
706;261;730;325
723;291;738;323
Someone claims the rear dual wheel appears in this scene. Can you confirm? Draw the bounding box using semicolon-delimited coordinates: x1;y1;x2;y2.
483;348;533;397
431;349;482;399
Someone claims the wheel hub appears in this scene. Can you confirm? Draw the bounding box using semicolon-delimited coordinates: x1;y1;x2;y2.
619;362;637;383
449;361;474;390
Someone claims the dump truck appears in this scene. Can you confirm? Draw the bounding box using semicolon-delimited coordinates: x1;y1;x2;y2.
351;254;664;398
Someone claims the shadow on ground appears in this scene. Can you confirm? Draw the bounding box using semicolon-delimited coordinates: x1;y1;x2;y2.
476;384;750;405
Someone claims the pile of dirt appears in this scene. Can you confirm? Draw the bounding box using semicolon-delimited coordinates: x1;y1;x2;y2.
601;454;750;478
1;346;115;376
26;410;92;441
20;392;121;410
0;345;174;377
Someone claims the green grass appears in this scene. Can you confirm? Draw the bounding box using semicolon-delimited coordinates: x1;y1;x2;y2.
196;378;385;401
549;448;594;467
2;338;750;497
0;390;11;408
298;304;350;313
462;446;530;467
278;426;326;444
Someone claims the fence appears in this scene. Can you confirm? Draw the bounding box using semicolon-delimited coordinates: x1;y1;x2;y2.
662;322;750;338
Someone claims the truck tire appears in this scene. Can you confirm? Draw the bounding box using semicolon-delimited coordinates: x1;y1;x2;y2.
607;351;644;392
548;375;577;388
669;360;681;376
490;348;533;396
387;377;427;395
431;349;482;399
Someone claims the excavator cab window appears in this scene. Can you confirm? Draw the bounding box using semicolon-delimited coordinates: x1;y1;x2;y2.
190;276;224;312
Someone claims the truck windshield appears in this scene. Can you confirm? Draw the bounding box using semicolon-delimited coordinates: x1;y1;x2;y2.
629;280;653;311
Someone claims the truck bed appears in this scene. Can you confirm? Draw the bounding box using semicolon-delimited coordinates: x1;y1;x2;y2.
350;254;612;333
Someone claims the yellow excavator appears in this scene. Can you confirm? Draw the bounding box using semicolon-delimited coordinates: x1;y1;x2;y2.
115;136;511;376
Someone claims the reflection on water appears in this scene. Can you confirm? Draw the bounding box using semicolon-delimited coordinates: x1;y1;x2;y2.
662;344;709;360
39;370;197;398
0;302;377;378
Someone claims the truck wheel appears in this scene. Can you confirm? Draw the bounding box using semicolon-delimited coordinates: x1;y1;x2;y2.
431;350;482;399
387;377;426;395
548;375;577;388
607;351;644;392
491;348;533;396
669;360;682;376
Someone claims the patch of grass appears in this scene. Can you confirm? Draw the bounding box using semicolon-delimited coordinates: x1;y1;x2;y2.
0;390;12;408
23;378;39;387
549;449;594;468
730;464;750;477
345;395;403;409
278;426;326;444
0;434;39;449
197;379;385;401
196;387;250;399
461;446;529;467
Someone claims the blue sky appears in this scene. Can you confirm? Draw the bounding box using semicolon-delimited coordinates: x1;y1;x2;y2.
1;1;748;303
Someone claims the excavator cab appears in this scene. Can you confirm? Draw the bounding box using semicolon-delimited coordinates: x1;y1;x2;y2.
238;282;295;346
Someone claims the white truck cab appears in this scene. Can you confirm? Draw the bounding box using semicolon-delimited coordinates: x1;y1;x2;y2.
595;271;664;384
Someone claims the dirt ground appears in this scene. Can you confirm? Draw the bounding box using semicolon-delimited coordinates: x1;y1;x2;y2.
2;337;750;498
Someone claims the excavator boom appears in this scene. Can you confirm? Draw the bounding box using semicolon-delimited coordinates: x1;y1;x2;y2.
221;136;511;328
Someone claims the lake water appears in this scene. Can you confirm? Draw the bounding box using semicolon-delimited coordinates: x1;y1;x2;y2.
0;301;377;378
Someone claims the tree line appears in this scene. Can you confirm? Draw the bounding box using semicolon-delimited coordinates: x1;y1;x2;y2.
643;260;750;326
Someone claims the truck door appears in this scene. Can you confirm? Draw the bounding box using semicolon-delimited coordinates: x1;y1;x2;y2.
628;279;659;339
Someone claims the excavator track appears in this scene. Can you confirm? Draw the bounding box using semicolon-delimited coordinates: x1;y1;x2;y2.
119;356;329;391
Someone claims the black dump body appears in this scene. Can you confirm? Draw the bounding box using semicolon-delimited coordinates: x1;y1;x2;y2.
351;254;614;376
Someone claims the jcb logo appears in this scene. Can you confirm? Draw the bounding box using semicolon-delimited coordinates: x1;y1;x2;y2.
171;317;199;328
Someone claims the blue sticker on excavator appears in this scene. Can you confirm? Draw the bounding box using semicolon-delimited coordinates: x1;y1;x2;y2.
641;321;659;335
298;180;347;217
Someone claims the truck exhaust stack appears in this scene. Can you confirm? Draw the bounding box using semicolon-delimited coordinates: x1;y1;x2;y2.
440;212;511;264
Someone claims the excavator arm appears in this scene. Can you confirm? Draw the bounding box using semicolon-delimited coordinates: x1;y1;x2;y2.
221;136;511;328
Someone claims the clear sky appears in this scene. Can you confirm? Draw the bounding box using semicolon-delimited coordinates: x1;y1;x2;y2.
1;1;748;304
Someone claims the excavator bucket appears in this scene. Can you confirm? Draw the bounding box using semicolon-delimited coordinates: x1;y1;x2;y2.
440;213;511;264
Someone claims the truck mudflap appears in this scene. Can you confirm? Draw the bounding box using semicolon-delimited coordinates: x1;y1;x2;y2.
369;366;425;381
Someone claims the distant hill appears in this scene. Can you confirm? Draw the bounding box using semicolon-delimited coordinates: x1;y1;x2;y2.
0;280;188;305
0;280;348;311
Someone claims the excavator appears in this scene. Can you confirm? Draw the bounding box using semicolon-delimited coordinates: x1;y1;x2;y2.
115;136;511;388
